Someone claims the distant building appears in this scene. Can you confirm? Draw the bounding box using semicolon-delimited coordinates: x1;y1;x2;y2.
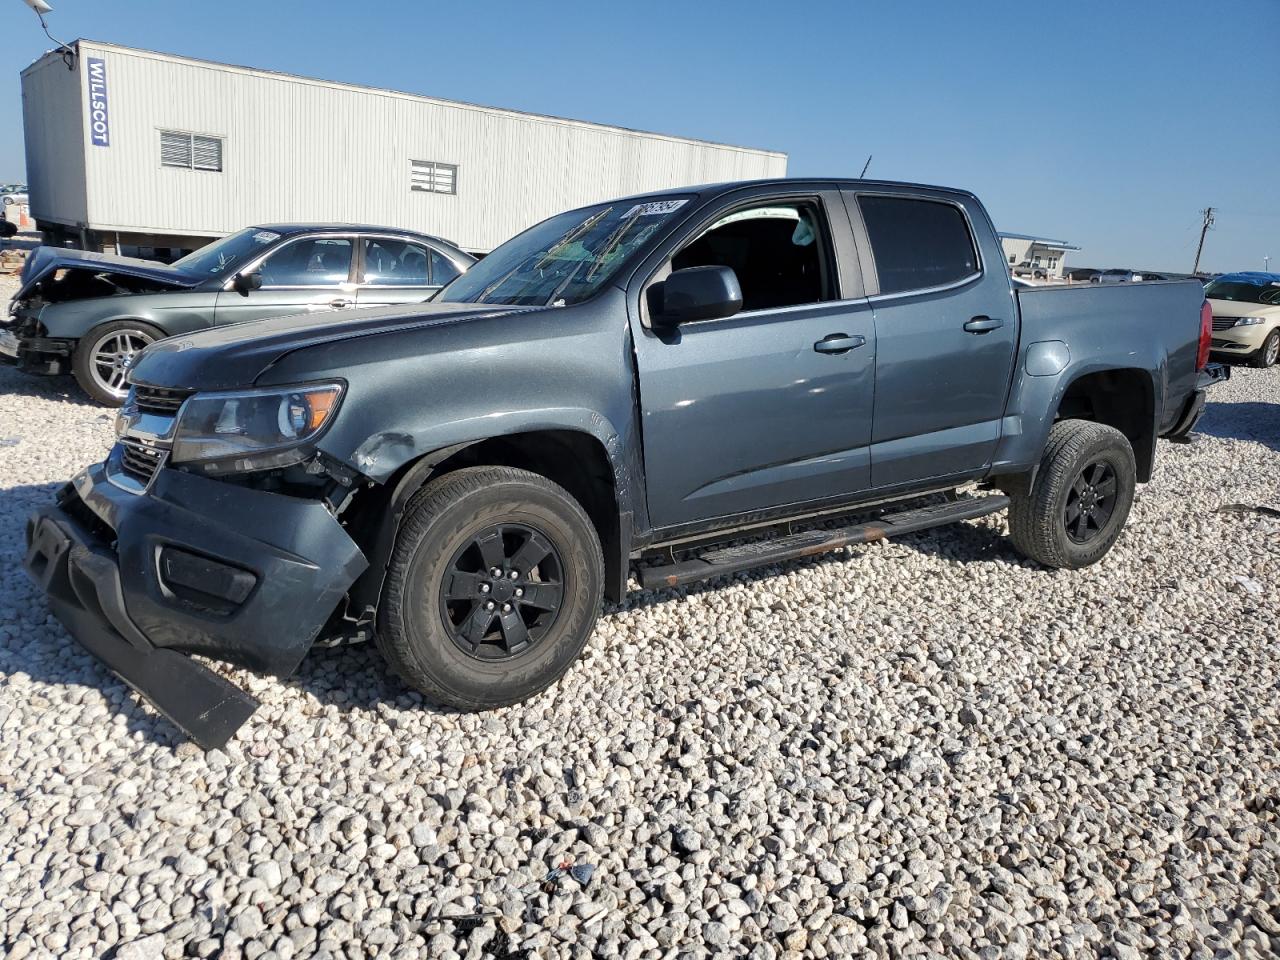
21;41;787;256
999;232;1080;279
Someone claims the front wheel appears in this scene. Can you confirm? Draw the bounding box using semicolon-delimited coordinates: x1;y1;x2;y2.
377;465;604;710
72;320;165;406
1250;329;1279;369
1008;420;1137;569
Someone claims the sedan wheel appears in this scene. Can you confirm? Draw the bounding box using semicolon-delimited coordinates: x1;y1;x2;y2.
72;321;164;406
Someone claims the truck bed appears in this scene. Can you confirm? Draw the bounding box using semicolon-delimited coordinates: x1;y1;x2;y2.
1014;280;1206;427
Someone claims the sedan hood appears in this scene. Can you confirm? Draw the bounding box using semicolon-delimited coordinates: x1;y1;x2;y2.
1207;298;1279;321
129;301;539;391
16;246;201;301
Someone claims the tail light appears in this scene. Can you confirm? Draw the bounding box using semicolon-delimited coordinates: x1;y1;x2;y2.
1196;300;1212;370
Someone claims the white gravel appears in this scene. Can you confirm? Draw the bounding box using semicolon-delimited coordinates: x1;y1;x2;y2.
2;271;1279;959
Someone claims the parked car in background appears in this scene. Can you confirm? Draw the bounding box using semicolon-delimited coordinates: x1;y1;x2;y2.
1067;268;1102;283
22;176;1226;747
0;225;475;404
1010;261;1049;280
1205;271;1280;367
1;188;29;208
1093;269;1145;283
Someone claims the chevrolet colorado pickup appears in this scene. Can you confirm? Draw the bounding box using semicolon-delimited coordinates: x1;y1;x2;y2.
24;178;1225;747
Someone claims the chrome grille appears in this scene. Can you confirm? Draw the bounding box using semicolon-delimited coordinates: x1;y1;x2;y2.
118;438;166;485
1212;317;1240;331
133;385;193;416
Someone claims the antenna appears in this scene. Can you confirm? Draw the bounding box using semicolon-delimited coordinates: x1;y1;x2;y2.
18;1;76;69
859;155;873;178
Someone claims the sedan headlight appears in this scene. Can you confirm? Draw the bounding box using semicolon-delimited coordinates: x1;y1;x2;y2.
170;382;344;474
1235;317;1267;326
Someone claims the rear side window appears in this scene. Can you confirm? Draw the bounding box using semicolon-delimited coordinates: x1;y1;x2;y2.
430;249;461;286
858;196;978;295
362;238;431;286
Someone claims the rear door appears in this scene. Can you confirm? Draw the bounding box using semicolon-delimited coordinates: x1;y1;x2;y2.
629;187;877;530
844;190;1018;490
213;234;358;325
355;236;461;307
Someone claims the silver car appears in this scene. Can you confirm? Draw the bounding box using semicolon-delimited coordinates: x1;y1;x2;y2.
1;224;475;404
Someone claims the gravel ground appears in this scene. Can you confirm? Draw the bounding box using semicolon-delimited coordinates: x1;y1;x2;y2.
2;271;1279;959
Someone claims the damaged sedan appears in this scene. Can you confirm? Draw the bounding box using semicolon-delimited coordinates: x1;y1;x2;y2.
0;225;474;404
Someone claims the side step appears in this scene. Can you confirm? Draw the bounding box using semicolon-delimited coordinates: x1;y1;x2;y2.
637;493;1010;590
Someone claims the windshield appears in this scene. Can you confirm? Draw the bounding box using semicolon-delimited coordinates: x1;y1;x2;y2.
437;197;691;306
172;227;283;278
1205;278;1280;306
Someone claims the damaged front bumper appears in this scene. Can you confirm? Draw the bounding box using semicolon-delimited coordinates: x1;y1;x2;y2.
0;313;73;374
23;461;367;748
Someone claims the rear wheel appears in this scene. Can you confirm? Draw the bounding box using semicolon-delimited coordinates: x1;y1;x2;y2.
377;466;603;710
1250;329;1279;368
72;320;165;406
1008;420;1137;569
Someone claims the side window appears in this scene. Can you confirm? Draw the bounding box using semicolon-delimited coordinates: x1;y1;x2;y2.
430;249;461;286
260;238;352;287
669;201;832;312
362;238;430;286
857;196;978;296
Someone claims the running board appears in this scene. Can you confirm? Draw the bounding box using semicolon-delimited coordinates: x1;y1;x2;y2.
638;493;1010;590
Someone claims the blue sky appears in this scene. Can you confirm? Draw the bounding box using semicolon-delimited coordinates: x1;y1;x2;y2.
1;0;1276;273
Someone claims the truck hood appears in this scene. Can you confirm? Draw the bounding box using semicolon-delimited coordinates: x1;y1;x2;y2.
129;300;540;391
15;246;202;302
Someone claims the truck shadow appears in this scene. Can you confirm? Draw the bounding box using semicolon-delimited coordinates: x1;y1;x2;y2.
1194;400;1280;454
620;519;1027;614
0;479;1026;748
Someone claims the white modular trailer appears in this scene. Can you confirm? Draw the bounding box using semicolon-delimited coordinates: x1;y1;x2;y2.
21;41;788;253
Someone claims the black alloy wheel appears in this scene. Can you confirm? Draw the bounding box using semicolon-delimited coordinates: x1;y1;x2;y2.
439;522;565;660
1063;461;1117;543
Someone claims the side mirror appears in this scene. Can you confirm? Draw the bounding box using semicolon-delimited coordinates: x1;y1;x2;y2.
233;270;262;296
656;265;743;326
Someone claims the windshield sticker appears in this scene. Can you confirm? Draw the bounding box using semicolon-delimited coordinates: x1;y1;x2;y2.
621;199;688;219
253;231;281;244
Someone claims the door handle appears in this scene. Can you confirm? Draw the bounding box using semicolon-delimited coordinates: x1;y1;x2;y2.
964;316;1003;334
814;333;866;354
329;298;353;309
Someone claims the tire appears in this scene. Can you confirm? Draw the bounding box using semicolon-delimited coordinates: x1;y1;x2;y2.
377;465;604;710
1007;419;1137;569
72;320;166;406
1250;329;1279;369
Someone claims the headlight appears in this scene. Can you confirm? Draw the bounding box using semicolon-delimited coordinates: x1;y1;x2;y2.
170;382;344;474
1235;317;1266;326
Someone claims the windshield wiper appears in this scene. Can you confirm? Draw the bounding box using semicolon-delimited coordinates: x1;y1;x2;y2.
542;215;642;306
534;207;612;271
471;208;613;304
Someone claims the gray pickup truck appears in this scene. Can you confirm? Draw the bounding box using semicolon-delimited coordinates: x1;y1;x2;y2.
24;177;1224;747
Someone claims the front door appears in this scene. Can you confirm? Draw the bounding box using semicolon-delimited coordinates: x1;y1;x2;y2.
214;235;357;326
845;191;1018;489
631;192;876;530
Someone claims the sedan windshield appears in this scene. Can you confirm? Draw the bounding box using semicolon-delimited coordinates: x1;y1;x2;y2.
172;227;283;278
438;198;691;306
1205;279;1280;306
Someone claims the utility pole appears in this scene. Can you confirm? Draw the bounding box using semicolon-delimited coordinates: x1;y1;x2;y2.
1191;207;1215;275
